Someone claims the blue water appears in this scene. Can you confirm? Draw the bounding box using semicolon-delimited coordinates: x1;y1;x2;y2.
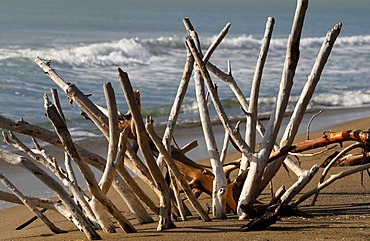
1;0;370;129
1;0;370;209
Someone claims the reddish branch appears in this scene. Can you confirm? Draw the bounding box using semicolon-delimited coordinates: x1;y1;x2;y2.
268;130;370;162
290;130;370;153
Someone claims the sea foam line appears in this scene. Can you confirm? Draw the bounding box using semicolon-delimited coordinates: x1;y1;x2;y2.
1;34;369;67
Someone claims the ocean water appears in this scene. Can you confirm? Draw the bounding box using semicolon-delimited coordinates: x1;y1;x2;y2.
0;0;370;208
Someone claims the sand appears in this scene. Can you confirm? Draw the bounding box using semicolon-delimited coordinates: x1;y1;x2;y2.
1;116;370;241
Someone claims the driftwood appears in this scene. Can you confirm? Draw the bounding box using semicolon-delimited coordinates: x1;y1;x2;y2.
240;203;313;231
0;173;66;234
0;148;101;240
118;68;175;231
44;95;136;234
239;186;313;231
1;0;370;238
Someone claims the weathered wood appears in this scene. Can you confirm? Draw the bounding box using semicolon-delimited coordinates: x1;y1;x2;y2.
186;35;253;218
0;148;100;240
192;54;226;218
0;172;66;234
156;43;194;219
50;88;78;190
240;203;313;231
3;132;99;228
294;161;370;205
243;16;275;172
15;208;47;230
116;162;158;218
0;114;152;224
260;23;342;204
35;57;109;138
183;20;235;218
331;153;370;167
112;132;154;224
118;68;175;231
44;95;136;233
99;82;120;193
311;142;362;205
158;43;194;170
240;0;309;215
291;130;370;153
0;189;68;216
146;117;212;221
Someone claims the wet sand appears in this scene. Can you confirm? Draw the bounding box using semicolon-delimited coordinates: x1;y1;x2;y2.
1;113;370;240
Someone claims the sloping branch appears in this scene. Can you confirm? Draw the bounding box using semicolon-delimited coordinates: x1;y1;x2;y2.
0;148;100;240
0;172;66;234
44;95;136;233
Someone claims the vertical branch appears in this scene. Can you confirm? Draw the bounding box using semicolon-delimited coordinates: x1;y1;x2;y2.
118;68;175;231
99;82;119;192
193;62;226;218
220;130;230;164
146;117;212;221
260;23;342;202
280;23;342;147
185;38;253;159
186;35;255;218
50;88;78;191
260;0;308;160
241;17;275;172
238;0;309;214
158;44;194;169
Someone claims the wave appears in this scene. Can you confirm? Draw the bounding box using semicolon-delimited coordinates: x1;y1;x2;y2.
1;34;370;68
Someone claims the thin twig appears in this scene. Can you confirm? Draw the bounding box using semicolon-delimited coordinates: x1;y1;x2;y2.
307;110;324;140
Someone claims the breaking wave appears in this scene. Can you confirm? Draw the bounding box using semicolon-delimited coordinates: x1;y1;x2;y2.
1;34;369;67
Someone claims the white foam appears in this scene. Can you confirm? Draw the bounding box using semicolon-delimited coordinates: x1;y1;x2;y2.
312;90;370;107
1;34;370;67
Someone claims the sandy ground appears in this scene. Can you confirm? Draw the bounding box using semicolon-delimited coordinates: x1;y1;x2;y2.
1;117;370;241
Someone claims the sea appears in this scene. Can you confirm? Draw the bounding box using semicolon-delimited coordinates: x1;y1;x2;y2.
1;0;370;209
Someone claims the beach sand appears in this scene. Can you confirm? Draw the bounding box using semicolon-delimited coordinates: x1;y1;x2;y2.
1;116;370;240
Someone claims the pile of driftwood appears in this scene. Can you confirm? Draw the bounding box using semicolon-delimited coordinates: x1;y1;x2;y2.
1;0;370;239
